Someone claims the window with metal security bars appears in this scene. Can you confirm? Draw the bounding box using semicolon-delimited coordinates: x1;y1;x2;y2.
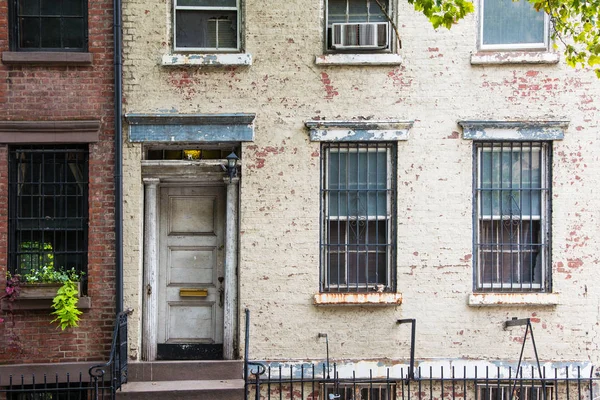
174;0;240;51
10;0;87;51
480;0;549;51
321;143;396;292
322;383;397;400
475;142;550;292
326;0;391;51
8;146;88;288
478;383;554;400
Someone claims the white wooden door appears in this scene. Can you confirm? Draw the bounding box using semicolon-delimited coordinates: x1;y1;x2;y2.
157;185;225;359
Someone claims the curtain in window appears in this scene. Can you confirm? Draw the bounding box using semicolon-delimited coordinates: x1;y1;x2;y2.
482;0;545;46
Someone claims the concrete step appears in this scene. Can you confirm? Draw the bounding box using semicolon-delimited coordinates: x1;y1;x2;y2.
127;360;243;382
117;379;245;400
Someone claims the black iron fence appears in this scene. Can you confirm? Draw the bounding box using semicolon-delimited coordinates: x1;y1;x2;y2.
244;309;599;400
0;311;129;400
245;363;599;400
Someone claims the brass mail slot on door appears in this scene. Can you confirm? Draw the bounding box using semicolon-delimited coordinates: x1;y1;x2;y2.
179;288;208;297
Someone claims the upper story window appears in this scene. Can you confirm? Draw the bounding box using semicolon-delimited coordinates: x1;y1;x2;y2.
321;142;396;293
474;141;550;292
480;0;549;51
11;0;87;51
325;0;392;52
8;146;89;283
174;0;240;52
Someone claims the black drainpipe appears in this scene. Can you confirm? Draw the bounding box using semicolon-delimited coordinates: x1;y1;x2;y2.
113;0;123;314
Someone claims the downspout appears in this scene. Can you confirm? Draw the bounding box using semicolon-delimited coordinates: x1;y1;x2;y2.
113;0;123;314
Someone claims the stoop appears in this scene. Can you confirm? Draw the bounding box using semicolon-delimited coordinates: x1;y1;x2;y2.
117;360;245;400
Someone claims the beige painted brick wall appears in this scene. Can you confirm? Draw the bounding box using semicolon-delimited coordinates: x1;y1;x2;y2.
121;0;600;365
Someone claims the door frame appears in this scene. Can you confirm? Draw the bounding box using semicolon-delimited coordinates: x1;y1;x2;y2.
141;160;239;361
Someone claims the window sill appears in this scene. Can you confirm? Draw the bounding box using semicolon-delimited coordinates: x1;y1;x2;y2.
315;53;402;66
468;293;559;307
314;292;402;306
470;51;559;65
161;53;252;66
1;296;91;311
2;51;93;66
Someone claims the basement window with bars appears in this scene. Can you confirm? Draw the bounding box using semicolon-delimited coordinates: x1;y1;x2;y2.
321;142;396;293
174;0;240;51
475;142;550;292
11;0;87;51
478;383;553;400
8;146;88;286
322;383;397;400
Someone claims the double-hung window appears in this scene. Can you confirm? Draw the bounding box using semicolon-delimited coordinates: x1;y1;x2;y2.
174;0;240;51
325;0;392;52
8;146;89;283
480;0;549;50
475;142;550;292
321;142;396;292
11;0;87;51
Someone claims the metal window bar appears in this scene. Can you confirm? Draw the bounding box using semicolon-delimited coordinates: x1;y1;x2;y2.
475;141;549;292
8;146;88;291
15;0;87;51
320;142;396;293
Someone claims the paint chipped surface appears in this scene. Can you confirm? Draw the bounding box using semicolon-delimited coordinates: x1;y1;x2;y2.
161;53;252;66
313;292;402;306
468;292;560;307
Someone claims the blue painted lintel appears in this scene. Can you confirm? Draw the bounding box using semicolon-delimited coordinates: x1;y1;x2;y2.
126;113;255;143
459;120;569;141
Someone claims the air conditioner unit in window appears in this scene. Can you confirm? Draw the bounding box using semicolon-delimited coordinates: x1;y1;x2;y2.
331;22;390;50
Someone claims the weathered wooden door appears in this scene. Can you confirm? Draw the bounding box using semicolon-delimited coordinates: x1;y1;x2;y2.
157;185;225;360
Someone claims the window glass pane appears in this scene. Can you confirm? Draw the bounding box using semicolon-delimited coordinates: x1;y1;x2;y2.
40;0;61;15
40;18;61;48
348;0;368;22
63;0;84;16
19;17;41;48
328;0;347;23
19;0;40;15
63;18;85;48
329;150;387;216
368;0;388;21
482;0;545;45
177;0;237;6
176;10;237;49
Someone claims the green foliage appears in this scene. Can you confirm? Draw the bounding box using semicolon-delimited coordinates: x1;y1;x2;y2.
409;0;474;29
20;241;54;273
51;281;82;330
411;0;600;76
22;265;84;284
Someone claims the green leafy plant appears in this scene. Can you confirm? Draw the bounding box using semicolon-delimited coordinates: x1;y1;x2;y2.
22;265;84;284
51;280;83;330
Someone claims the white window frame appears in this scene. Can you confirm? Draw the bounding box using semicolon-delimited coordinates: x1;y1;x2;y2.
324;0;394;53
479;0;550;51
475;142;550;292
321;143;395;292
173;0;241;52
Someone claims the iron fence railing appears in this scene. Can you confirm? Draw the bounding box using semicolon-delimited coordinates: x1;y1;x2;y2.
243;309;599;400
0;311;129;400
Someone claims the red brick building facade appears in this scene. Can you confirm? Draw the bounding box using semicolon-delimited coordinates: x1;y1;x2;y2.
0;0;116;364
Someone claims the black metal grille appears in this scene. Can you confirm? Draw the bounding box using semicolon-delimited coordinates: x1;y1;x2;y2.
474;142;550;292
8;146;89;286
12;0;87;51
321;142;396;292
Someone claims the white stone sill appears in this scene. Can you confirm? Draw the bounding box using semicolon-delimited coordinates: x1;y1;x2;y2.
161;53;252;66
470;51;559;65
468;293;560;307
315;53;402;66
314;292;402;306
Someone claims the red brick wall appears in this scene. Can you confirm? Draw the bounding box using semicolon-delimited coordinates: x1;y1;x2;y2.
0;0;116;364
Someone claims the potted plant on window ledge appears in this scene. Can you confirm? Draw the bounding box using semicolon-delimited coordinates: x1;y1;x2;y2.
3;241;86;329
